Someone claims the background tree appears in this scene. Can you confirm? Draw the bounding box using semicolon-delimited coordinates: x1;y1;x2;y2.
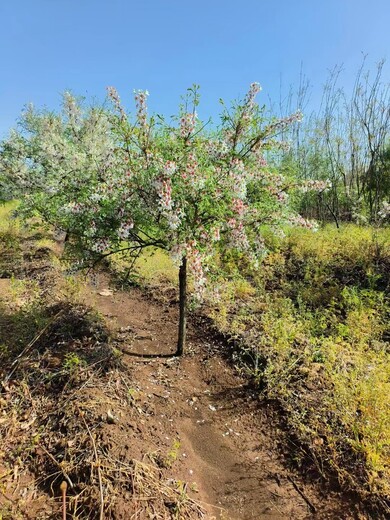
273;58;390;224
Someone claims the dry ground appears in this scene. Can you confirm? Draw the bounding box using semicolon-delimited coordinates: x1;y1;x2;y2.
79;272;364;519
0;238;369;519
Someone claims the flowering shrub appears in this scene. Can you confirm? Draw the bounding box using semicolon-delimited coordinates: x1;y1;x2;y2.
0;83;327;353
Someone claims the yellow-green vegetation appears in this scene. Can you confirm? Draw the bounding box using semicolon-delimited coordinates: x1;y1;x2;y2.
136;249;178;284
109;247;178;287
0;200;20;231
162;439;181;469
210;224;390;508
0;203;82;362
0;202;22;277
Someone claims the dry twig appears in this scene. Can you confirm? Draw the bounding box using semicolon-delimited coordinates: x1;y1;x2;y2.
3;309;64;384
81;413;105;520
60;480;67;520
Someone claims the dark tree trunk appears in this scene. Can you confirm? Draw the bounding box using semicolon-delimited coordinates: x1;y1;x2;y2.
176;256;187;356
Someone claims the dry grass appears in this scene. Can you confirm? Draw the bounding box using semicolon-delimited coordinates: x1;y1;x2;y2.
0;304;204;519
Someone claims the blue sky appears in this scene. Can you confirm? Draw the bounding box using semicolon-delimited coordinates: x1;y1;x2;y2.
0;0;389;137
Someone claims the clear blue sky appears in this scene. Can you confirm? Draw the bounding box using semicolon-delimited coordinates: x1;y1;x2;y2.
1;0;389;137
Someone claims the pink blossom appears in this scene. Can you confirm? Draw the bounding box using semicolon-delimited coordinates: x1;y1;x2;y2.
288;214;319;231
232;198;246;216
228;158;247;198
183;152;198;184
167;208;184;230
227;218;237;229
300;179;331;193
242;82;262;121
107;86;127;120
180;112;197;137
155;176;173;211
118;219;134;239
163;160;177;176
91;238;110;253
187;243;207;296
230;221;250;250
133;89;149;128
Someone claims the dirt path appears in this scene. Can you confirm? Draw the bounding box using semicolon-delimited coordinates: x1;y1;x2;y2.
82;275;361;520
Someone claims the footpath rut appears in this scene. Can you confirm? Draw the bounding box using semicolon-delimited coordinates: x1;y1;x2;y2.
83;274;361;520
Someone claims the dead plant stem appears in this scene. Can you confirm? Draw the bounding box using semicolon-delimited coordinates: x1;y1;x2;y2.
81;413;105;520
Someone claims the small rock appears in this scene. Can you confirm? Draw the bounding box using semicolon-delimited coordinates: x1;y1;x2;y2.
99;289;113;297
106;410;117;424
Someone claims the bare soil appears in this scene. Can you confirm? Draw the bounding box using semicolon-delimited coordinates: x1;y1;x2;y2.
80;273;364;520
0;241;369;519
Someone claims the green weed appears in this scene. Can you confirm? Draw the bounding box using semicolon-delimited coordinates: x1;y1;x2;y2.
206;224;390;503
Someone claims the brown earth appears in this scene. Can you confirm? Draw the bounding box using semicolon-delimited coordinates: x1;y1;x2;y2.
0;240;369;519
79;273;364;520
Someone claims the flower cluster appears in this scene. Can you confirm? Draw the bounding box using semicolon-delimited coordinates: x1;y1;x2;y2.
155;176;173;211
288;214;319;231
253;150;268;168
169;243;186;266
378;201;390;220
187;242;207;296
107;86;127;120
63;92;81;127
163;160;177;176
229;221;250;250
87;221;97;237
262;172;288;202
180;112;197;137
204;139;229;159
64;201;84;214
299;179;331;193
117;219;134;239
274;190;289;203
266;110;303;135
232;198;246;217
182;152;200;187
229;158;247;199
91;237;110;253
242;82;262;121
134;89;149;128
166;209;183;230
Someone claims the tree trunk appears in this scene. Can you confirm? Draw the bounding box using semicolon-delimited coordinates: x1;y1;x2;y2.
176;256;187;356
